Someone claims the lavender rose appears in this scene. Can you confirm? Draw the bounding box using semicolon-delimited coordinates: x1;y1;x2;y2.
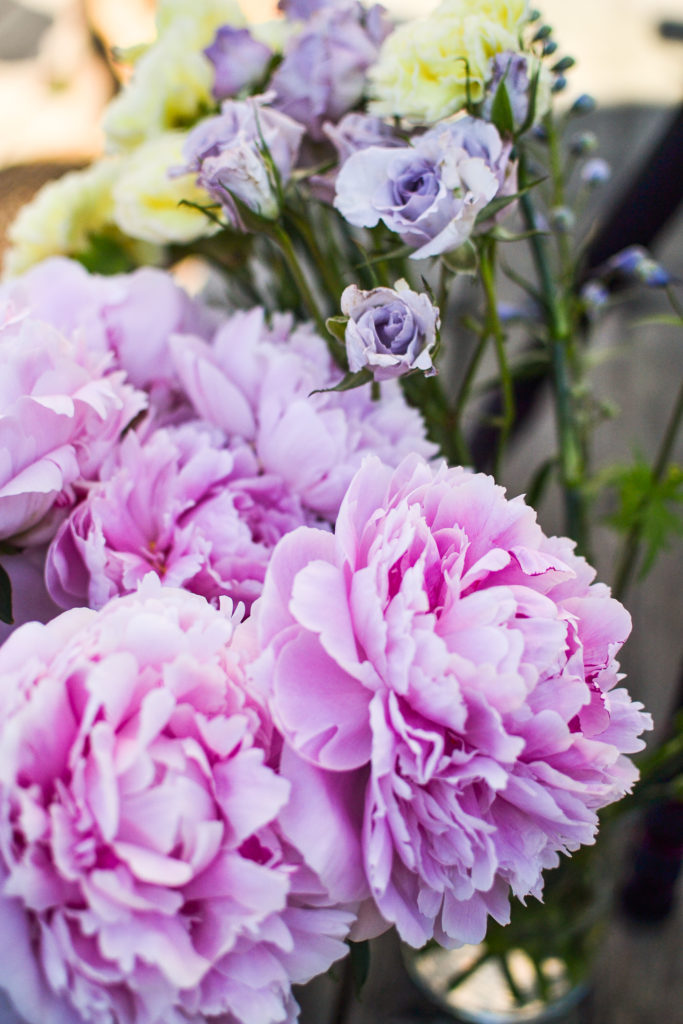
271;2;391;140
341;279;440;380
204;25;273;100
335;116;514;259
181;96;304;224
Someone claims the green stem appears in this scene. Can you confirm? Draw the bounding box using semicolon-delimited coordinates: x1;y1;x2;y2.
612;373;683;600
451;327;490;465
269;223;327;337
519;152;588;553
479;239;514;476
285;209;347;312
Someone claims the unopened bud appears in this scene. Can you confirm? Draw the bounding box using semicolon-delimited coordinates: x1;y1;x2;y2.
571;93;597;115
580;157;611;186
552;56;576;72
550;206;575;233
551;75;568;93
569;131;598;155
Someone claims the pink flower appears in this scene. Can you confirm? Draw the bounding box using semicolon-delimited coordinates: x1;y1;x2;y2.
0;311;145;545
0;579;353;1024
1;257;216;418
170;308;437;519
252;455;653;948
46;422;315;615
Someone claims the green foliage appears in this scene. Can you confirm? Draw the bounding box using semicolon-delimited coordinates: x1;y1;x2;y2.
76;233;137;275
606;458;683;577
0;562;13;625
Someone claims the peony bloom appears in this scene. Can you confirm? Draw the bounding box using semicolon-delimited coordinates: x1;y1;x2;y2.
270;2;392;140
253;454;653;948
169;308;437;519
369;0;531;124
341;280;440;380
0;311;145;545
0;579;354;1024
0;258;216;412
335;116;513;259
180;97;305;224
46;422;315;615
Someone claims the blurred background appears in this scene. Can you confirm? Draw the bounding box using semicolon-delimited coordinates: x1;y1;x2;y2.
0;2;682;1022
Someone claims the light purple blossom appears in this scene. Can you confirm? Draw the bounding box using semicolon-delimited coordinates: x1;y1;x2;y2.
46;422;315;615
181;97;305;224
482;52;537;128
580;157;611;186
335;116;513;259
341;280;440;380
271;2;392;140
253;454;652;948
0;579;355;1024
0;310;145;546
311;112;403;202
204;26;273;100
169;308;437;519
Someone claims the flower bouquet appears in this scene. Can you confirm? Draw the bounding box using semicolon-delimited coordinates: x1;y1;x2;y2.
1;1;681;1022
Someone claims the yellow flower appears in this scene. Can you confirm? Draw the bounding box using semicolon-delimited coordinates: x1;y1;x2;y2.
369;0;532;124
103;0;247;153
112;131;220;245
154;0;244;39
4;161;120;275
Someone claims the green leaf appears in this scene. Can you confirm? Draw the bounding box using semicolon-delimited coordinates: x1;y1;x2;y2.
490;78;516;137
633;314;683;329
348;940;371;998
76;233;136;275
325;316;349;345
517;62;542;136
476;175;546;225
606;459;683;577
0;562;13;625
310;368;373;395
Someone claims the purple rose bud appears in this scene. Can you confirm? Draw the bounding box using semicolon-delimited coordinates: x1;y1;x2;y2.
341;279;440;380
204;26;272;101
271;3;392;140
580;157;611;186
482;52;533;128
180;96;305;225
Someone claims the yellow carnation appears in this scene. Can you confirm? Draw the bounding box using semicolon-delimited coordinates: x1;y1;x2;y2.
103;27;216;153
112;131;219;245
4;161;120;276
369;0;532;124
155;0;245;41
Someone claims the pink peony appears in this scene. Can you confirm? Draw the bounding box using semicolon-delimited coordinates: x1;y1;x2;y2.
1;257;216;418
253;454;653;948
0;309;145;545
170;308;437;520
0;579;354;1024
46;421;315;615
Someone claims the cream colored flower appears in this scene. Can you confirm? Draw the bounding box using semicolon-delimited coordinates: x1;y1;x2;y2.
154;0;244;39
103;1;247;153
369;0;532;124
103;27;216;152
4;161;120;276
112;131;219;244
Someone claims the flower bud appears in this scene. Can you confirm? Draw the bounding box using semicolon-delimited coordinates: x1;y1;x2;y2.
569;130;598;155
550;206;576;233
580;157;611;186
571;93;597;115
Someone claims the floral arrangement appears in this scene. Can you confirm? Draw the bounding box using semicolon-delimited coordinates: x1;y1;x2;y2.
1;1;681;1022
